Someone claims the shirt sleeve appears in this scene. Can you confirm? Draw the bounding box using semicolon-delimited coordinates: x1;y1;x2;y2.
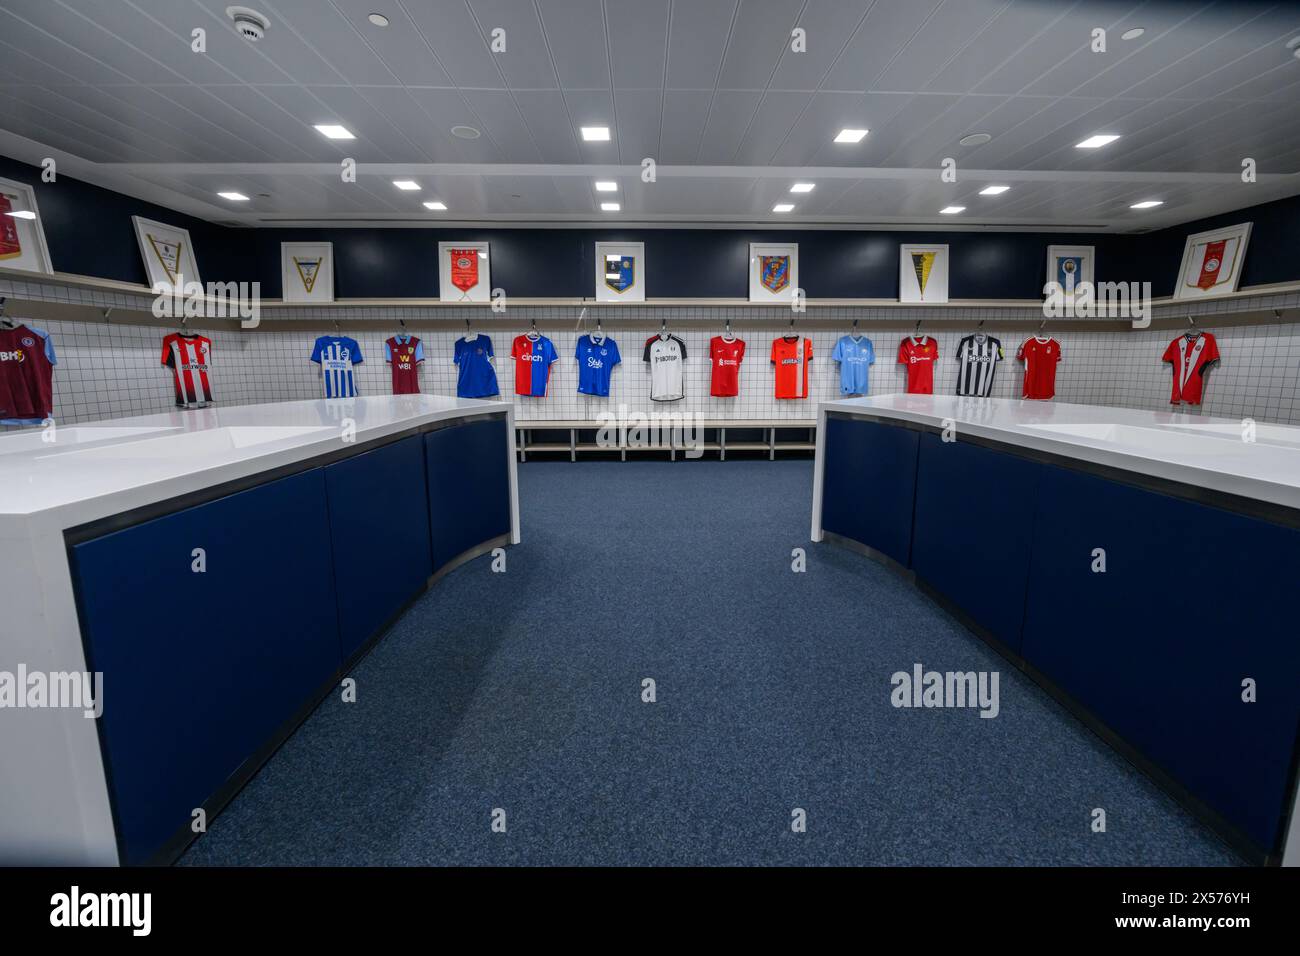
1205;335;1221;363
414;339;425;362
642;336;653;363
1161;340;1177;363
310;337;323;364
832;338;843;362
349;338;363;365
676;336;686;361
897;340;908;364
807;338;813;361
866;340;874;365
384;340;394;363
609;339;622;366
545;338;558;364
995;340;1004;361
160;334;173;367
770;339;779;364
1016;341;1027;362
513;337;524;360
484;336;494;358
33;328;57;366
737;340;746;363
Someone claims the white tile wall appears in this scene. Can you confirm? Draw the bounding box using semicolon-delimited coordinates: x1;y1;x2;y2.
2;279;1298;429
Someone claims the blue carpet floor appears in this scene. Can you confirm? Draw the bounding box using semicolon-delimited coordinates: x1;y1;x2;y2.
180;460;1239;866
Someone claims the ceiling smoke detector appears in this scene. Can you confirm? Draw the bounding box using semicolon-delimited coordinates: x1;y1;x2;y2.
226;6;270;41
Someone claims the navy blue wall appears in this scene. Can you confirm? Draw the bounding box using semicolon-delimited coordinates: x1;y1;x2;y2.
4;155;1297;300
0;156;257;286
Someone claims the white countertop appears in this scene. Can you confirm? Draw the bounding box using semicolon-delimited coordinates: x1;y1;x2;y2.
0;395;511;531
822;395;1300;512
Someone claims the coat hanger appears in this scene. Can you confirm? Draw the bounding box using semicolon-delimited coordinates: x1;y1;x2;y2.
913;318;923;340
527;316;539;338
723;316;733;340
332;317;341;335
851;317;859;334
465;316;474;340
1186;314;1198;337
660;316;668;337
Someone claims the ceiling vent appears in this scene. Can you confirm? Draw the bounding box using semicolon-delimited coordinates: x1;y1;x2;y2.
226;6;270;41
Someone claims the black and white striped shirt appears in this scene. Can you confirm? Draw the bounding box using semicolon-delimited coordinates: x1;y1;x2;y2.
956;334;1003;397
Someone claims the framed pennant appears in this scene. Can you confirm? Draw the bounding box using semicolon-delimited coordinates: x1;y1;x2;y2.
132;216;200;292
281;242;334;303
1173;222;1252;301
899;244;949;303
594;241;645;302
0;177;53;275
439;241;491;303
1046;245;1094;304
748;242;798;303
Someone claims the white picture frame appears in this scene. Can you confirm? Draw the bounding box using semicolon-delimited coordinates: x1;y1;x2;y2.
132;215;201;292
439;241;491;303
281;242;334;303
748;242;798;303
594;241;645;303
0;176;54;275
1046;244;1094;303
899;244;949;303
1173;222;1252;301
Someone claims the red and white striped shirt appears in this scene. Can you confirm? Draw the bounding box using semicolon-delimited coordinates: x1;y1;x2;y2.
161;333;214;406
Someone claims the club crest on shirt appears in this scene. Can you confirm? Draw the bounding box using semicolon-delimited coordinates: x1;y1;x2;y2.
760;255;790;293
21;336;35;347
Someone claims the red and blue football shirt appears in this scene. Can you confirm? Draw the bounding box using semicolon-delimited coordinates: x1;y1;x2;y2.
511;333;558;397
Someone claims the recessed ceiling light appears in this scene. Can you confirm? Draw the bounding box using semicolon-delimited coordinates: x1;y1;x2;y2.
959;132;992;147
423;201;447;211
939;206;965;214
1121;28;1145;40
833;128;868;143
1130;200;1164;209
217;191;250;201
368;13;389;27
1076;134;1120;148
979;185;1010;195
1287;36;1300;49
313;124;355;140
594;181;617;192
450;125;480;140
581;126;611;141
772;203;795;213
790;183;815;193
5;209;36;219
600;202;620;212
393;180;420;191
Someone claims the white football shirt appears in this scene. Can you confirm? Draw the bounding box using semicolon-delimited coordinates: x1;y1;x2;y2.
642;333;687;401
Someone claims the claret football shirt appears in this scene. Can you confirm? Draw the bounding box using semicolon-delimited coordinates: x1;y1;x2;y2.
576;333;621;397
0;323;56;425
897;336;938;394
161;332;214;407
511;333;558;397
771;335;812;399
709;335;745;397
384;333;424;395
1016;336;1061;400
643;333;686;401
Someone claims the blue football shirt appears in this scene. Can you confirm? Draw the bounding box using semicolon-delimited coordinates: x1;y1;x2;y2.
454;334;499;398
832;334;874;395
575;334;621;396
310;335;363;398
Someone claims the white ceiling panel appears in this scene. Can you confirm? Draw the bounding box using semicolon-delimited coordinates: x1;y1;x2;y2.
0;0;1294;231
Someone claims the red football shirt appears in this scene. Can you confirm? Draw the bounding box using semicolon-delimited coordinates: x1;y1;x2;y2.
709;335;745;396
385;334;423;395
0;324;55;423
771;336;812;399
897;336;938;394
1162;332;1220;405
1016;336;1061;400
160;332;214;406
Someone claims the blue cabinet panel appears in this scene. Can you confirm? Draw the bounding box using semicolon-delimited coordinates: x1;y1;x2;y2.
325;436;433;661
820;416;919;567
912;434;1040;654
424;419;511;571
1021;466;1300;851
70;470;339;864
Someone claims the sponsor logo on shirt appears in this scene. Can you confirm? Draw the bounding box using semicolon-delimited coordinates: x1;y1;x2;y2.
0;349;25;362
586;356;605;368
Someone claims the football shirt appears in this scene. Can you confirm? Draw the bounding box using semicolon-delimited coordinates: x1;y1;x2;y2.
576;333;621;397
831;334;874;395
454;333;499;398
771;336;812;399
1162;332;1220;405
0;323;56;425
311;335;363;399
161;332;214;407
511;333;558;397
384;334;424;395
709;335;745;397
955;334;1003;397
897;336;938;394
642;333;687;402
1016;336;1061;400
